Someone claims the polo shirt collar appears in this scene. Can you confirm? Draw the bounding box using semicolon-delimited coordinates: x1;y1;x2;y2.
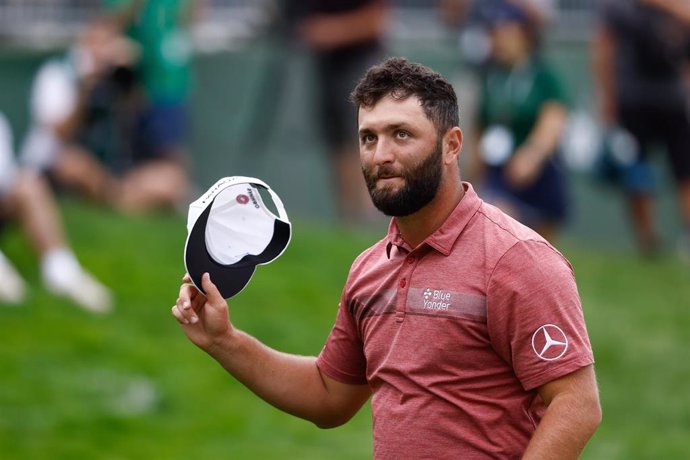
385;182;482;258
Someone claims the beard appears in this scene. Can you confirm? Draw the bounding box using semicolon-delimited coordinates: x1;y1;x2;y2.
362;138;443;217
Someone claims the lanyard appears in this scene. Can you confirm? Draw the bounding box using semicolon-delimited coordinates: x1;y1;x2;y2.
486;60;536;124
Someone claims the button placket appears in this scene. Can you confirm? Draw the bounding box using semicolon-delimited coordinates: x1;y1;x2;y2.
395;256;416;322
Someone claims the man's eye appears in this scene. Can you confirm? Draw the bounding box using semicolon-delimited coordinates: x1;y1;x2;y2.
396;131;409;139
361;134;376;144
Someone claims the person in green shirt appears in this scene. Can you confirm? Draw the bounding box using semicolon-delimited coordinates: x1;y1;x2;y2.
469;1;570;242
102;0;196;210
105;0;194;106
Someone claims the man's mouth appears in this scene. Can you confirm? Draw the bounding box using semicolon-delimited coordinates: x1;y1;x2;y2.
375;175;403;190
375;165;402;181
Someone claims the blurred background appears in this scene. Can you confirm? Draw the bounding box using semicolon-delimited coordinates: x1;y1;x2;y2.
0;1;689;459
1;0;681;246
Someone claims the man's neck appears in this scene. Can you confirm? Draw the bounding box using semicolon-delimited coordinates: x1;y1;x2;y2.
395;180;465;249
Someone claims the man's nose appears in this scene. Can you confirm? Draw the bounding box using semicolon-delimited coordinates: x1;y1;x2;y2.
372;137;395;164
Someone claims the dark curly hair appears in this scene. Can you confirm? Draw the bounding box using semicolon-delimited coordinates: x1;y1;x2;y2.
349;57;460;136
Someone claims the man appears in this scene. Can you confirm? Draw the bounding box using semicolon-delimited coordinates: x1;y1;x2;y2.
593;0;690;259
0;112;112;312
172;58;601;458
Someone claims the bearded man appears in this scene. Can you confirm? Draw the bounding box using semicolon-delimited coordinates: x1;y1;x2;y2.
172;57;601;459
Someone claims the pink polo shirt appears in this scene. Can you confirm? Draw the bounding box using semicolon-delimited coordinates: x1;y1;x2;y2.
316;183;594;459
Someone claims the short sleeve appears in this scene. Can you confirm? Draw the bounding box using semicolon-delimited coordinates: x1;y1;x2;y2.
316;296;368;385
486;241;594;391
537;65;569;107
31;61;77;127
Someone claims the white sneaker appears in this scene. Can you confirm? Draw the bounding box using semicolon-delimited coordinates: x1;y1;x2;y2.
46;269;113;313
41;248;113;313
0;253;27;305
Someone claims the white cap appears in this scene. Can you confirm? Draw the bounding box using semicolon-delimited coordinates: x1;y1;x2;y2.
184;176;291;298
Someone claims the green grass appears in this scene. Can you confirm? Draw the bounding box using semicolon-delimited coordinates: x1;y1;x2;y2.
1;199;689;459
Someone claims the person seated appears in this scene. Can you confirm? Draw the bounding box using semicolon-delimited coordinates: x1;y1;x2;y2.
20;17;190;215
0;112;112;312
469;1;570;242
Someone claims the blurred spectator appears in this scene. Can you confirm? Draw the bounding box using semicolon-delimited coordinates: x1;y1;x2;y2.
104;0;197;212
21;19;136;202
592;0;690;260
21;7;192;215
439;0;555;67
468;1;569;242
440;0;554;26
286;0;389;225
0;112;112;312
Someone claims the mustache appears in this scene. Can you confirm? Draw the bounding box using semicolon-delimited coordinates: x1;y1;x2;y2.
367;164;404;180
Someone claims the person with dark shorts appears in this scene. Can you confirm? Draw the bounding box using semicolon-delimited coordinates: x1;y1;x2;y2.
292;0;388;224
469;1;570;242
593;0;690;259
315;43;383;167
102;0;196;213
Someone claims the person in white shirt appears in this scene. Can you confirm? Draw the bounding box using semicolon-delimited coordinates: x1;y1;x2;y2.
0;112;112;312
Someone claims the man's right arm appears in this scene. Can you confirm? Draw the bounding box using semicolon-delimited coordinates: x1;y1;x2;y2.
171;273;371;428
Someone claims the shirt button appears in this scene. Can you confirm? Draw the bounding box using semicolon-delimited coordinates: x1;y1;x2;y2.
400;278;407;288
407;257;415;265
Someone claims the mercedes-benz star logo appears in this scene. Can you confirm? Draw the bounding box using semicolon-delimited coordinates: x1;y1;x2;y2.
531;324;568;361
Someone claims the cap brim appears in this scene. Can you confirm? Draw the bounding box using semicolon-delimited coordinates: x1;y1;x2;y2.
184;199;291;299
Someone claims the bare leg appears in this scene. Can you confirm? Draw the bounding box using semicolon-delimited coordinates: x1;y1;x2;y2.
0;220;26;304
676;179;690;263
677;179;690;228
535;223;558;245
52;145;115;202
10;170;67;254
627;191;660;256
114;158;190;215
7;170;112;312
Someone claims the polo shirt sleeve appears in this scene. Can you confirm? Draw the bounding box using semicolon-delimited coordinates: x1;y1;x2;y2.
486;240;594;391
316;294;368;386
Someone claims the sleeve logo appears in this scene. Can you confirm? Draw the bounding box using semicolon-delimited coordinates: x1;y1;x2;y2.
531;324;568;361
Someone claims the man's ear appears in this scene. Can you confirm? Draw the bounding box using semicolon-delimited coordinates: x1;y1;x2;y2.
443;127;463;164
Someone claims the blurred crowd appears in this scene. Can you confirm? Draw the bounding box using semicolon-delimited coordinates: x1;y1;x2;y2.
447;0;690;262
1;0;196;311
1;0;690;311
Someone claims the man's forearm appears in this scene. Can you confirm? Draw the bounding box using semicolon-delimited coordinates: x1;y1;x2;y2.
521;391;601;459
206;329;355;427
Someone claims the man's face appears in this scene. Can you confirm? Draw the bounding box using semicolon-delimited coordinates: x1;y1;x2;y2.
358;95;444;217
